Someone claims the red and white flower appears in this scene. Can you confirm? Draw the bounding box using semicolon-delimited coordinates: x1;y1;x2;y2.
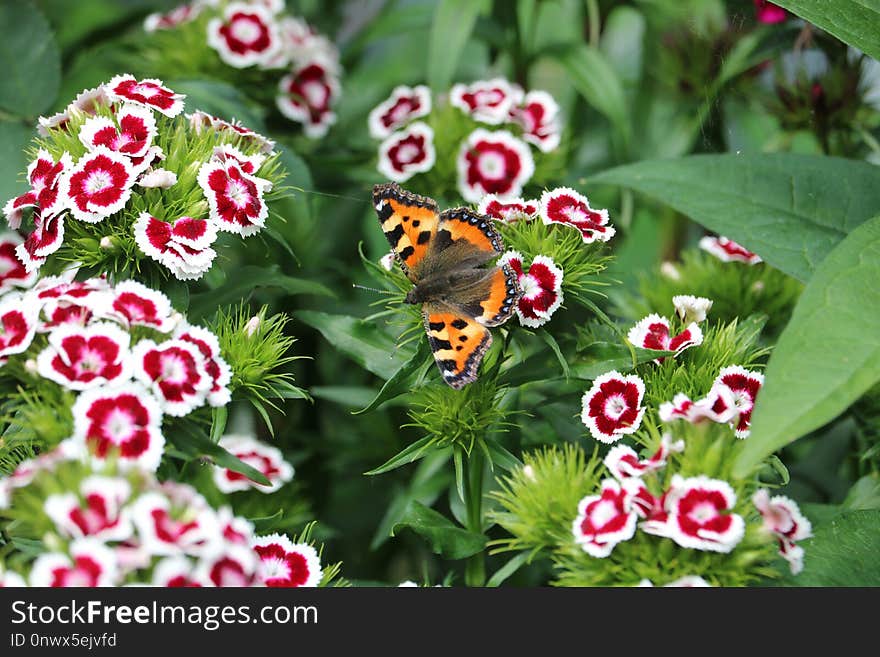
379;251;396;271
79;105;157;160
132;491;217;556
377;122;436;183
44;476;133;541
36;321;131;390
539;187;615;244
498;251;563;328
38;86;108;137
213;434;294;493
712;365;764;438
572;479;638;557
252;533;322;587
33;274;111;331
663;475;745;553
658;390;734;425
197;159;270;237
174;323;232;407
0;233;37;293
626;313;703;360
581;371;646;444
207;2;282;69
187;111;276;153
450;78;523;125
133;213;218;281
368;85;432;139
132;339;211;416
105;279;176;332
63;147;136;223
105;74;184;118
268;15;338;69
144;3;202;32
212;144;265;176
276;62;340;138
510;90;561;152
29;539;118;587
477;194;538;223
151;557;203;587
755;0;788;24
217;507;254;546
15;211;66;272
3;149;71;228
604;434;685;482
672;295;713;324
197;543;258;586
753;488;812;574
457;129;534;203
699;236;762;265
70;383;165;471
0;293;40;359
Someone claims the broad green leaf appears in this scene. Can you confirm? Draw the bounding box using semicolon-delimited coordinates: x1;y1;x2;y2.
551;43;630;141
599;6;645;86
189;266;333;319
173;431;272;487
370;452;451;549
169;79;266;131
734;216;880;476
592;154;880;282
780;510;880;586
485;440;523;472
353;340;432;415
365;436;440;476
772;0;880;60
296;311;414;380
392;501;486;559
0;119;31;204
427;0;489;91
310;386;387;409
843;475;880;511
0;0;60;117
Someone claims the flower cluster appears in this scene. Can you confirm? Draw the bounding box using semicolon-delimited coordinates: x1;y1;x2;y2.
145;0;341;137
367;78;561;199
0;446;321;587
484;187;614;329
573;435;753;559
4;74;283;282
0;273;232;471
659;365;764;439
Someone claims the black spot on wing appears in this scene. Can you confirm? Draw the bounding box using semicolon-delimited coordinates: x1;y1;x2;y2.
430;338;453;351
433;229;453;252
386;223;404;247
428;321;445;331
458;335;468;342
400;246;415;260
412;220;420;227
451;319;468;329
417;230;432;245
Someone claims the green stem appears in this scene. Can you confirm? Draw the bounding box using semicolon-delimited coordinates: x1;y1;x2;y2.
463;449;485;587
586;0;600;48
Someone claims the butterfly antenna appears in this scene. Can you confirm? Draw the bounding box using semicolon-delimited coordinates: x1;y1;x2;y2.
352;283;398;296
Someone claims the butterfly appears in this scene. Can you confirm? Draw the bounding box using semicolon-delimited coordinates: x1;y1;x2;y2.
373;182;522;389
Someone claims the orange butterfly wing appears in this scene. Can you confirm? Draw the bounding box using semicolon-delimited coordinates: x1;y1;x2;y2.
422;304;492;389
373;182;440;281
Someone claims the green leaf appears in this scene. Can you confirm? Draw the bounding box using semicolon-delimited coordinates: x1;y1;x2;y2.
209;406;227;444
353;339;432;414
780;510;880;586
365;436;440;476
734;216;880;476
771;0;880;60
250;397;275;438
551;43;630;142
539;329;570;379
189;266;333;319
486;552;531;587
173;432;271;487
591;154;880;283
296;311;414;380
0;0;60;118
0;119;31;204
843;475;880;511
485;440;523;472
427;0;490;91
392;501;486;559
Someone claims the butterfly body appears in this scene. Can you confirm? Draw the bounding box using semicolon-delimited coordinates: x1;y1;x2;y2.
373;182;521;389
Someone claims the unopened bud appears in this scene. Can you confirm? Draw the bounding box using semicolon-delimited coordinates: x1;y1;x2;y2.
245;315;261;337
